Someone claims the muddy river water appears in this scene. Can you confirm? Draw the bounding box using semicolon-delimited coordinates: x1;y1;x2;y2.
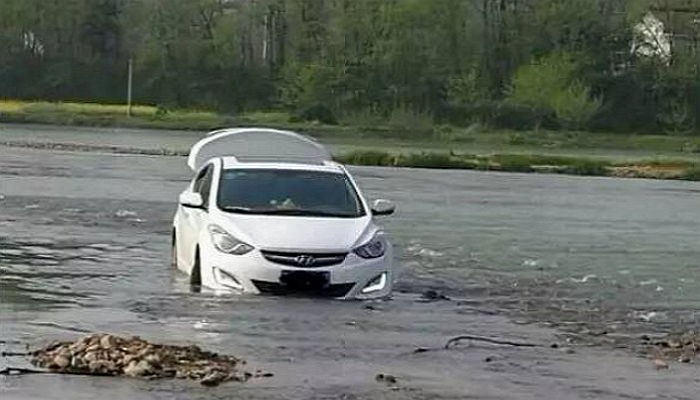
0;125;699;399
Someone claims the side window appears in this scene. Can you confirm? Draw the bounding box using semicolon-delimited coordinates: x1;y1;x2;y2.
192;165;213;207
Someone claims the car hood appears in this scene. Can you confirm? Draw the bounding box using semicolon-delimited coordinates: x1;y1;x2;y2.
216;213;373;252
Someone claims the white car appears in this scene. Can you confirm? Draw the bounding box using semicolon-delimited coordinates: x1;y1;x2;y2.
172;128;396;299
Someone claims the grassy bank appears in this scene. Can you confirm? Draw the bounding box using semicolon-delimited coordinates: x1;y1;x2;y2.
1;100;699;181
337;151;700;181
0;100;231;130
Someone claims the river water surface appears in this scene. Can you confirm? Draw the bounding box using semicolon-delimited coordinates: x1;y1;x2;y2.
1;125;699;399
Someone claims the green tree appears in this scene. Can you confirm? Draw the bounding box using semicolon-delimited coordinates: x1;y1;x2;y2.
0;0;696;134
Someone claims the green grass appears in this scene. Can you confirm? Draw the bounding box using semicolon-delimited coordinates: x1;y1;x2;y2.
1;100;699;181
0;100;233;130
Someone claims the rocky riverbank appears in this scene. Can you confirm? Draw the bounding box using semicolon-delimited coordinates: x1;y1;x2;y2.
30;334;271;386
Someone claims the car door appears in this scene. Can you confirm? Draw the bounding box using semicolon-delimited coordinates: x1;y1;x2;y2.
178;163;214;269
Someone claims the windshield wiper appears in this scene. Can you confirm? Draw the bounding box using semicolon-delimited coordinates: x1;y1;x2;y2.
223;207;357;218
220;206;256;214
256;209;345;217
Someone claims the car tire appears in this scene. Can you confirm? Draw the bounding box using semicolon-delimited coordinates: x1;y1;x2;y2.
171;231;178;268
190;249;202;287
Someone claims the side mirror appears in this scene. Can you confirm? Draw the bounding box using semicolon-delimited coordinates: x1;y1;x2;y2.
179;191;204;209
371;199;395;216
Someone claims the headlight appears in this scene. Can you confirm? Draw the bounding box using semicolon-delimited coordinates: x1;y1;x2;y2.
208;224;254;255
353;232;387;259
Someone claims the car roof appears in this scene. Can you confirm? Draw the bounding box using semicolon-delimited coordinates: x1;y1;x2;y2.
219;156;346;174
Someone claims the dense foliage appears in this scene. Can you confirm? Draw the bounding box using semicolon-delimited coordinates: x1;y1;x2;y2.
0;0;698;133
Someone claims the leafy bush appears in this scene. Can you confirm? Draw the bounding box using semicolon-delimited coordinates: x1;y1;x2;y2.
683;167;700;181
509;52;575;109
338;151;479;169
438;101;556;131
509;52;602;130
551;82;603;130
563;160;609;176
681;140;700;153
235;111;292;125
507;133;528;145
280;63;338;110
493;102;557;130
445;68;491;107
658;95;693;134
337;151;395;166
155;105;169;116
399;152;476;169
491;154;610;175
387;106;434;133
590;73;661;133
296;104;338;125
339;108;385;127
432;124;455;140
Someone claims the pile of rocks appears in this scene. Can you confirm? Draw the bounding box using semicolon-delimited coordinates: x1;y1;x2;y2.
31;334;265;386
646;331;699;363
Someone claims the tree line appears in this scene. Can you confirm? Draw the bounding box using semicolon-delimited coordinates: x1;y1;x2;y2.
1;0;698;133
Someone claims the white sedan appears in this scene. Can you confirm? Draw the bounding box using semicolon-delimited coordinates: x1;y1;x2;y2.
172;128;395;299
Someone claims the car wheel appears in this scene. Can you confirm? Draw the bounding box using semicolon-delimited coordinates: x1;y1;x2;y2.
190;249;202;288
170;231;178;268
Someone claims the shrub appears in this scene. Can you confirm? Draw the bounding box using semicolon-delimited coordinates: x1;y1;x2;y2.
339;108;385;127
563;160;609;176
280;63;338;110
681;140;700;153
155;105;169;116
492;154;535;172
438;101;556;131
493;102;557;130
296;104;338;125
337;151;394;166
509;52;601;130
235;111;291;125
507;133;528;145
433;124;455;140
658;96;693;135
445;68;491;107
401;152;450;168
683;167;700;181
509;52;575;109
590;73;661;133
387;106;434;133
551;82;603;130
399;152;476;169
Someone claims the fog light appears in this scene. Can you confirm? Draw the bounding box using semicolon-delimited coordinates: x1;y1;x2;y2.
213;267;243;291
361;273;387;294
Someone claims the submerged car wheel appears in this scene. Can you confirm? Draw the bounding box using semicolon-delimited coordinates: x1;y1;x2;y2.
170;231;178;268
190;249;202;288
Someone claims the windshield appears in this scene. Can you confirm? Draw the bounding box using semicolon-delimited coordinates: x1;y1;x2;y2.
217;169;366;218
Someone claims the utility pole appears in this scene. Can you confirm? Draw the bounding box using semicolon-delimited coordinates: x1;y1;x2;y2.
126;57;133;117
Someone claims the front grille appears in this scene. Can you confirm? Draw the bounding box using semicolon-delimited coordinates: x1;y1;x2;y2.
261;250;348;268
252;280;355;298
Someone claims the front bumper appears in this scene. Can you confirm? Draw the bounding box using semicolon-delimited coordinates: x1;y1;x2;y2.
199;242;393;299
